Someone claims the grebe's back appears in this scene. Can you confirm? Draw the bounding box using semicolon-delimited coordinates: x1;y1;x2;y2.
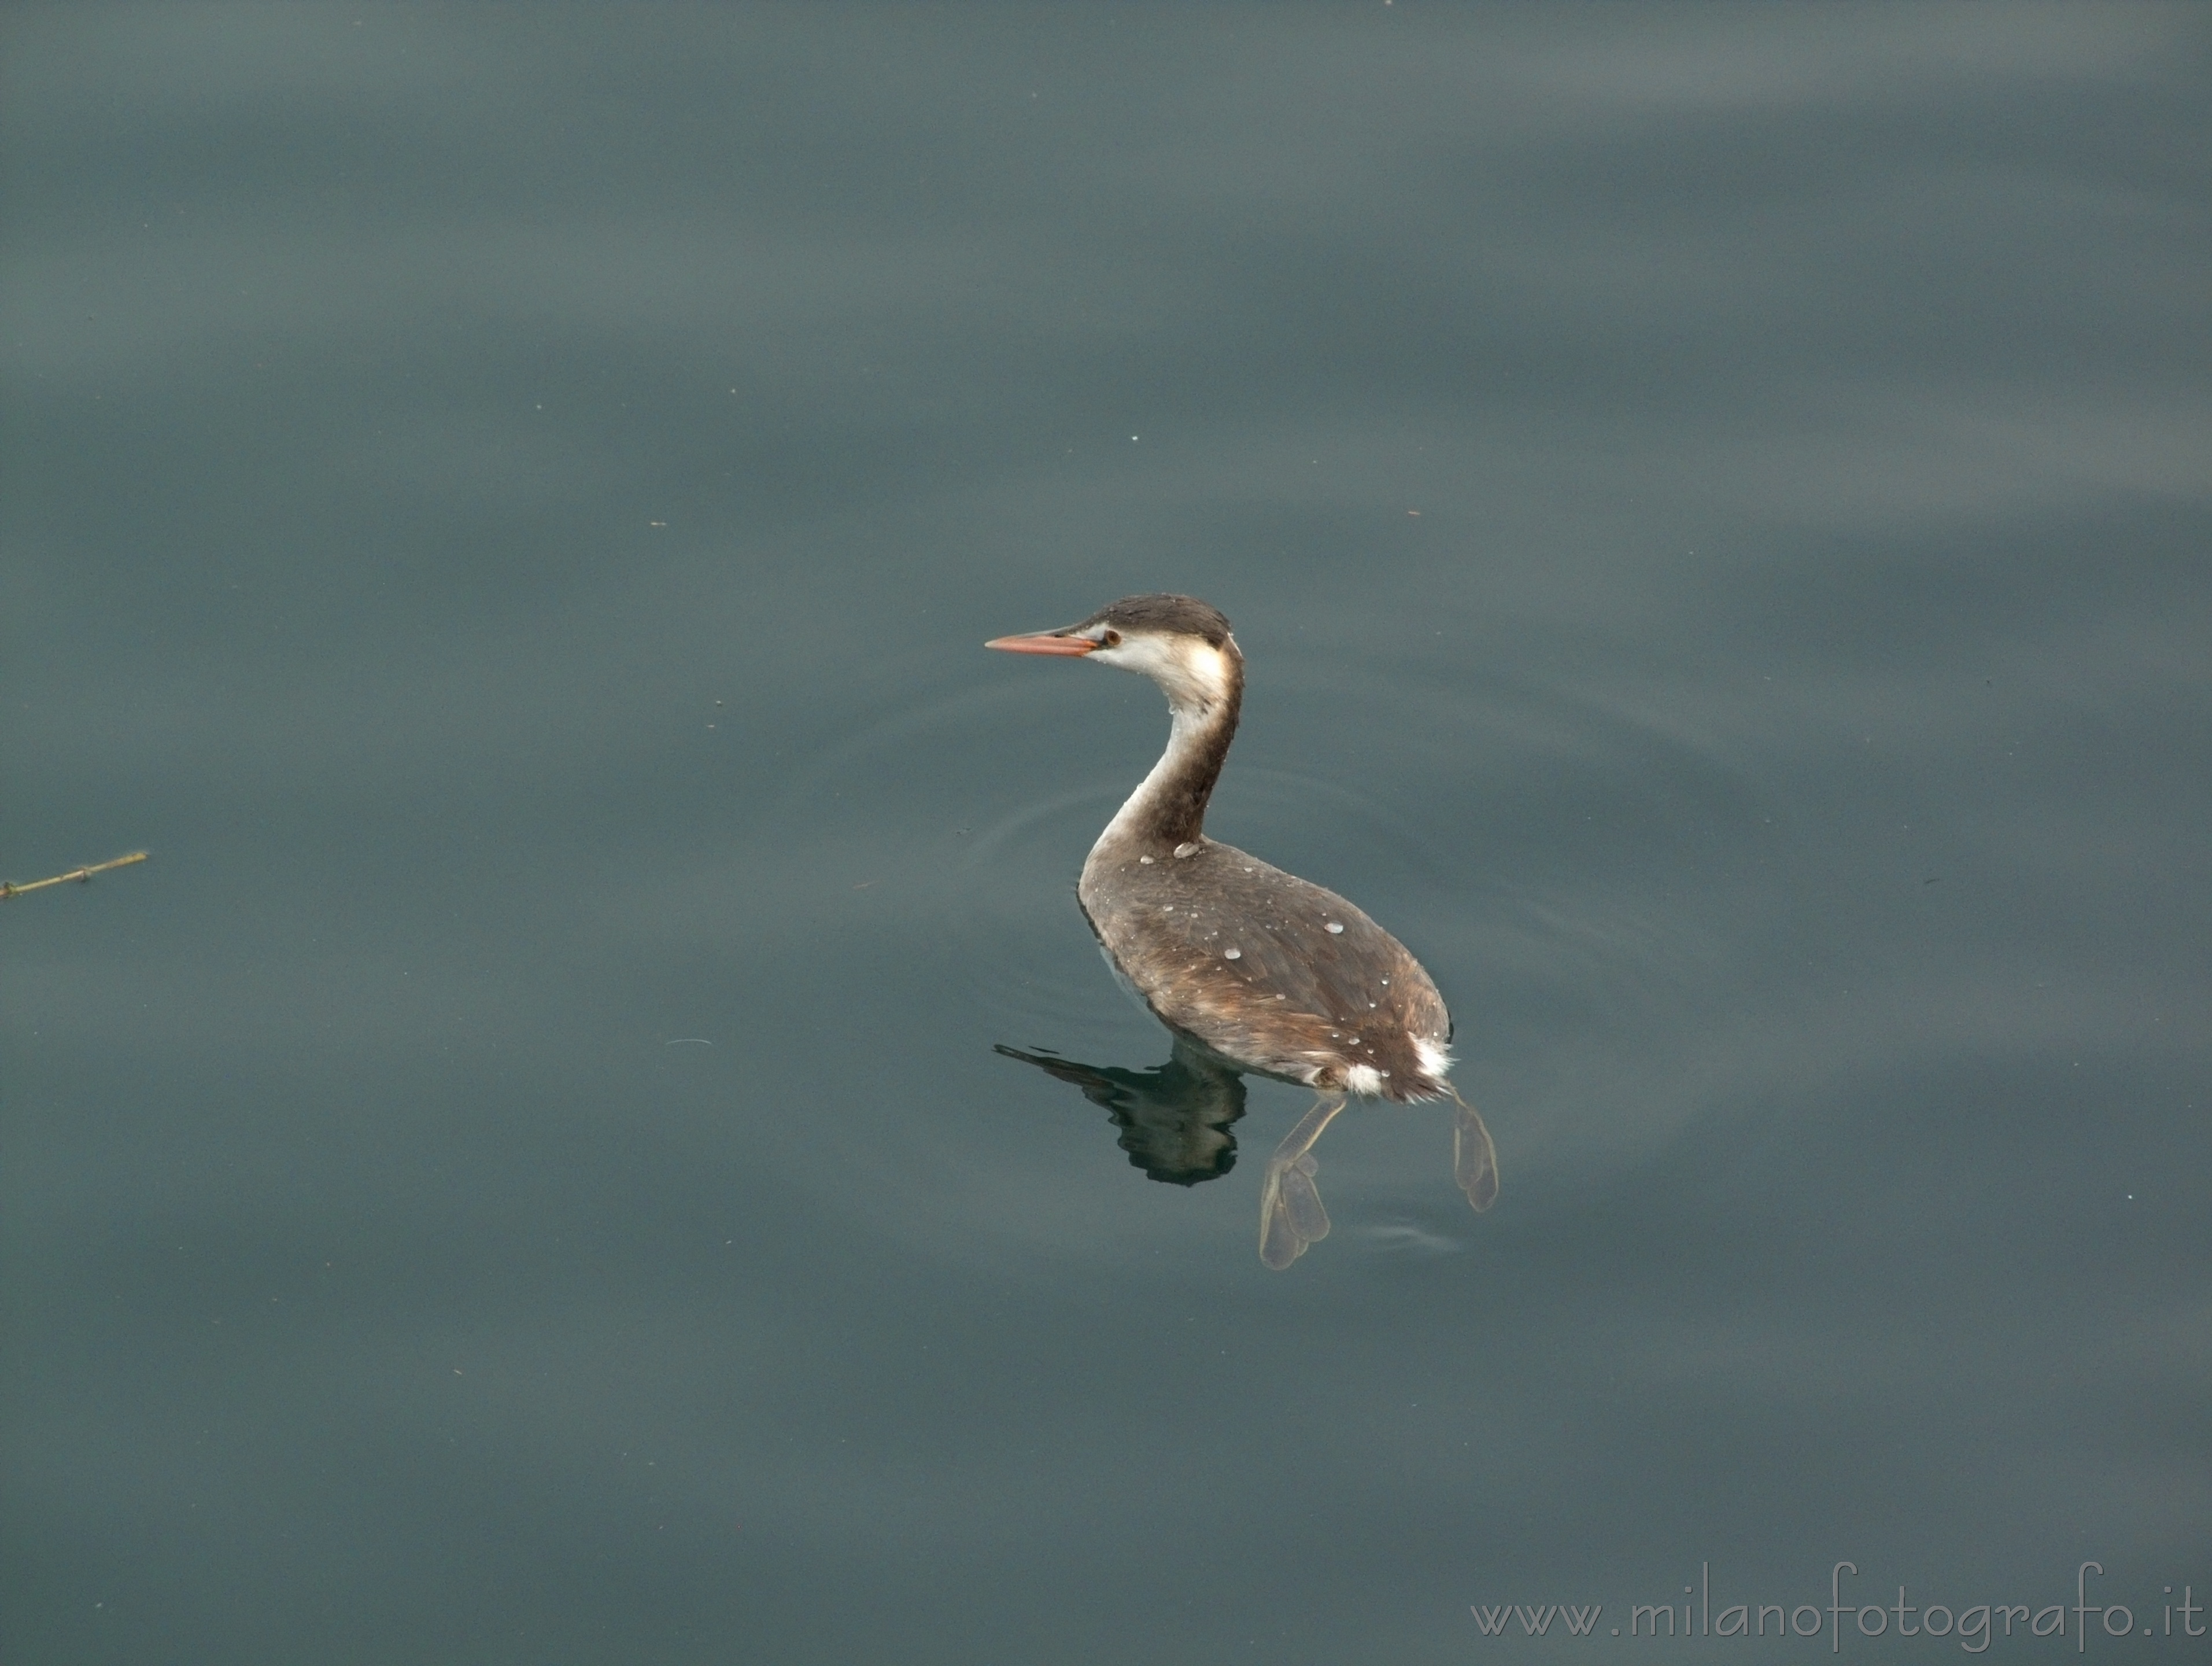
1078;835;1453;1103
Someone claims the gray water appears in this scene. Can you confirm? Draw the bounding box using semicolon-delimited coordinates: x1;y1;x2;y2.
5;6;2207;1662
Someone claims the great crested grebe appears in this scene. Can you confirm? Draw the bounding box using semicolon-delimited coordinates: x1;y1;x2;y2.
988;592;1497;1267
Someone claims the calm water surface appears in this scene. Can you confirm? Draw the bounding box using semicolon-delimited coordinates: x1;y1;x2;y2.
5;5;2208;1662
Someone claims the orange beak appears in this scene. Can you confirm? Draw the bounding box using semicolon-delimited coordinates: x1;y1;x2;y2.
985;632;1096;656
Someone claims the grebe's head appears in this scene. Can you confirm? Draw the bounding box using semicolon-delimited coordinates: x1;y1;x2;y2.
987;593;1240;715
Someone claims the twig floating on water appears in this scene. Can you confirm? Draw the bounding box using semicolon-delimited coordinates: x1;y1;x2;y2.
1;850;149;901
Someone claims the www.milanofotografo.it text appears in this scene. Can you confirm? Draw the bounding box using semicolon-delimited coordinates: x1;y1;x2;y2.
1471;1563;2204;1651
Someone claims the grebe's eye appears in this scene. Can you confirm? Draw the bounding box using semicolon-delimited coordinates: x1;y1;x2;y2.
1100;629;1122;647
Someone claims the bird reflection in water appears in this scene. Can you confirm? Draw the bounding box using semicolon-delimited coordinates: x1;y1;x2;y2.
993;1038;1245;1186
987;594;1498;1269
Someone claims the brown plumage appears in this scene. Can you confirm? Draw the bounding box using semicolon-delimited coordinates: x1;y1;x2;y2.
988;592;1497;1266
1079;839;1453;1101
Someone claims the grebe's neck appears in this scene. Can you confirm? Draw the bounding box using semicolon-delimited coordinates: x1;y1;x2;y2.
1091;637;1243;858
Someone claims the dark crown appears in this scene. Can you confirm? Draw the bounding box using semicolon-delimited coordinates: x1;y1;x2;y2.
1074;594;1233;647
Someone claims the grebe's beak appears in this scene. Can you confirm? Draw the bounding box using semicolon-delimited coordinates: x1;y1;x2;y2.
985;632;1096;656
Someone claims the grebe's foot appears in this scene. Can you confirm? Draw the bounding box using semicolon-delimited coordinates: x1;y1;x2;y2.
1260;1152;1329;1269
1258;1093;1346;1270
1449;1090;1498;1212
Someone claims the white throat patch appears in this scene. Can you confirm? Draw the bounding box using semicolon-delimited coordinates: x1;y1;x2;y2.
1089;633;1236;714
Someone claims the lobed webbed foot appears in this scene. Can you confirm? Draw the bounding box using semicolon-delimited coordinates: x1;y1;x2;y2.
1449;1088;1499;1212
1258;1093;1347;1269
